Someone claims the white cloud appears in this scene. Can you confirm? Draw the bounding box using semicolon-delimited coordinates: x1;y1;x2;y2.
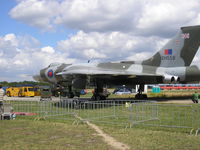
9;0;59;31
0;34;40;58
9;0;200;36
0;31;168;81
4;34;18;46
55;0;140;32
0;34;76;81
32;50;75;68
136;0;200;36
5;0;200;81
41;46;55;54
83;49;107;59
57;30;166;62
126;52;152;61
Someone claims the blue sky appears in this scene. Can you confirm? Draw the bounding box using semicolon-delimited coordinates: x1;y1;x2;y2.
1;0;200;81
0;0;75;47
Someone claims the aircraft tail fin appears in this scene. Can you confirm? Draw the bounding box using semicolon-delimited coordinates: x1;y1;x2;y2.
142;25;200;67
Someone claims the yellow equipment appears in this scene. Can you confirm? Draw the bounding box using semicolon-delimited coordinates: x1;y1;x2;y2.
6;87;19;97
6;86;40;97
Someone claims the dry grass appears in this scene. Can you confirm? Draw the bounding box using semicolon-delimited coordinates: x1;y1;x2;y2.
81;89;200;99
0;120;110;150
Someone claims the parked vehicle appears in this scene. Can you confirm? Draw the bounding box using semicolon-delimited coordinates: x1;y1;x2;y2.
6;86;40;97
80;89;88;95
113;87;132;95
40;86;52;101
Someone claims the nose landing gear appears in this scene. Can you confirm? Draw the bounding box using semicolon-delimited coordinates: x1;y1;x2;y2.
91;82;110;101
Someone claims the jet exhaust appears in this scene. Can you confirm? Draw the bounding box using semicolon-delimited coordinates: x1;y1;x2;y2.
163;75;180;83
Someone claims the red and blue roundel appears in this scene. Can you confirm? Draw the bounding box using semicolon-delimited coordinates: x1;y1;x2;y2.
47;69;54;78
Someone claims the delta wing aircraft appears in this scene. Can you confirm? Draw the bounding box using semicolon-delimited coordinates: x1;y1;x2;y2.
33;25;200;100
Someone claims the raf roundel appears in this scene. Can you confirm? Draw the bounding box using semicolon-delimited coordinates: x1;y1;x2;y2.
47;70;54;78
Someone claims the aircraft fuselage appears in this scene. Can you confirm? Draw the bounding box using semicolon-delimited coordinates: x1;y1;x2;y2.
34;62;200;87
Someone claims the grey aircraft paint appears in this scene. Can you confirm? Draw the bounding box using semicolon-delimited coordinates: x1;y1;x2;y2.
33;25;200;98
142;25;200;67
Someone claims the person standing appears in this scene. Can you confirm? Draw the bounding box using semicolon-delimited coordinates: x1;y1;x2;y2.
192;91;199;103
0;85;4;105
0;85;5;119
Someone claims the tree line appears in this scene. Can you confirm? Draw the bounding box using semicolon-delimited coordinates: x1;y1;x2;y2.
0;81;50;87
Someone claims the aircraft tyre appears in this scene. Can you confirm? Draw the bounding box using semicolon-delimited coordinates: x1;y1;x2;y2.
54;92;59;97
100;96;106;100
91;95;95;100
135;94;139;99
135;94;148;99
96;95;101;101
68;93;74;98
143;94;148;99
91;95;106;101
60;92;67;97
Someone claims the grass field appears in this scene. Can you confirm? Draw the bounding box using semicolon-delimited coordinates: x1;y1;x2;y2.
80;89;200;99
102;125;200;150
0;120;110;150
8;100;199;130
0;118;200;150
1;91;200;150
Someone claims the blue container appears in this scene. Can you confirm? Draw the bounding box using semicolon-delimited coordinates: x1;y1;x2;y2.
152;87;161;93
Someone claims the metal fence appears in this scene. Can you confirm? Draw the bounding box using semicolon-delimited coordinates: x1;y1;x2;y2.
2;99;200;134
129;103;194;128
77;101;199;130
76;100;154;126
4;100;76;120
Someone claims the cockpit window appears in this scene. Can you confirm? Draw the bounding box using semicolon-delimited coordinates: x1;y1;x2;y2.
48;63;61;67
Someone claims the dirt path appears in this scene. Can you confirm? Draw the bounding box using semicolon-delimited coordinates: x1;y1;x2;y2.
75;115;130;150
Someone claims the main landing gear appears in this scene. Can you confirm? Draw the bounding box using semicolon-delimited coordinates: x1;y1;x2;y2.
91;83;109;101
60;86;75;98
135;84;148;99
91;88;107;100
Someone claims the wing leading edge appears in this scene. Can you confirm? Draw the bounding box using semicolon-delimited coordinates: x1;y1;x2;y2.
56;65;163;84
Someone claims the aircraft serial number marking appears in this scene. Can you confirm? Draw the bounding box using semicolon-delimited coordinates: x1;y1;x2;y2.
161;56;176;60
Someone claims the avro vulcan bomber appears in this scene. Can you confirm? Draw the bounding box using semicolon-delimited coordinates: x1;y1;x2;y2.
33;25;200;100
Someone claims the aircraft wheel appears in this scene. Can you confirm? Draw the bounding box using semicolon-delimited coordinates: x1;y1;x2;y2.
135;94;148;99
100;96;106;100
68;93;74;98
96;95;101;101
135;94;140;99
60;92;67;97
91;95;95;100
54;92;59;97
142;94;148;99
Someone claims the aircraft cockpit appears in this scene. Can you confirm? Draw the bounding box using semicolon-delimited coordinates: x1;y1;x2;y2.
48;62;62;67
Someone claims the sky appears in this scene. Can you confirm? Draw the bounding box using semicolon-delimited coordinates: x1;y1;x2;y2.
1;0;200;81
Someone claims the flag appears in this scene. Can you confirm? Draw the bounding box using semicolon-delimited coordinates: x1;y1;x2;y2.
164;49;172;55
181;33;190;39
